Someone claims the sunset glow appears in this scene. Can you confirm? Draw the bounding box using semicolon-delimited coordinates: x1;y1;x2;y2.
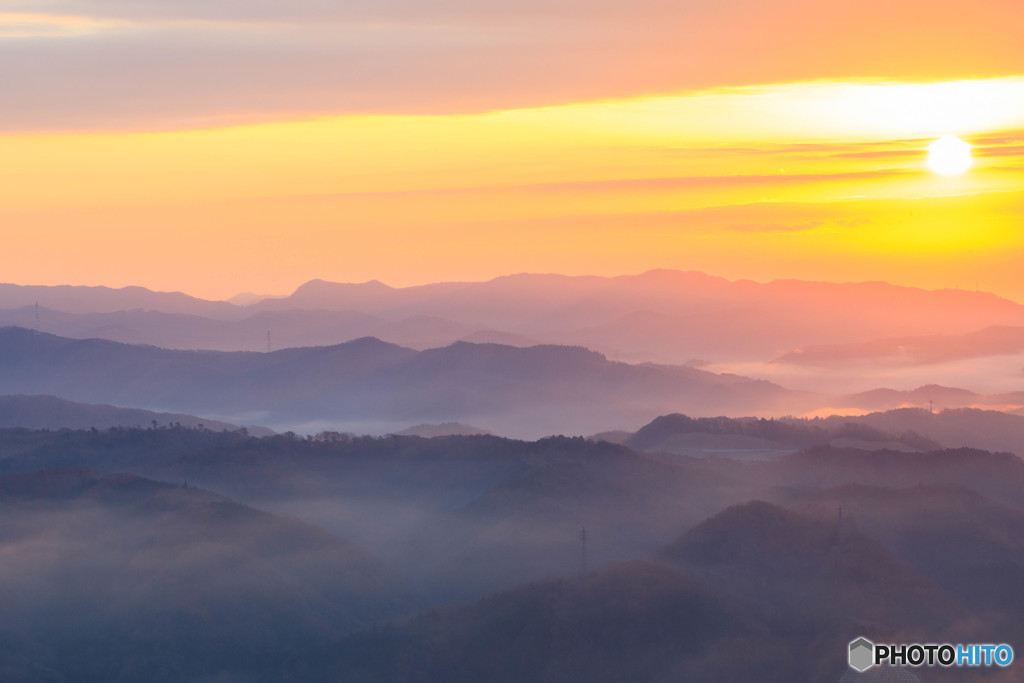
2;2;1024;300
9;3;1024;677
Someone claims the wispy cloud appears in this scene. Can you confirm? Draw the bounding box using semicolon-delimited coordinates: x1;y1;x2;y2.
833;149;921;160
3;0;1024;131
724;222;823;233
974;145;1024;158
0;12;121;38
289;169;915;201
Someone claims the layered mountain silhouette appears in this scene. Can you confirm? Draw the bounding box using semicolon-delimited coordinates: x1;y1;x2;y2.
0;429;735;602
6;425;1023;610
0;425;1020;681
7;271;1024;366
246;272;1024;365
0;305;513;353
0;327;813;436
6;272;1024;681
10;325;1022;439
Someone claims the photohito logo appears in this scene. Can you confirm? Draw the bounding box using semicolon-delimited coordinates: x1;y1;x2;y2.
849;637;1014;671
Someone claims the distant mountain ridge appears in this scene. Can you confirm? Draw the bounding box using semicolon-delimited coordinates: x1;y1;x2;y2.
257;271;1024;362
0;394;271;434
5;325;1023;438
393;422;492;437
7;271;1024;364
0;282;241;318
0;326;813;437
622;409;1024;459
774;324;1024;365
622;412;938;457
1;304;518;353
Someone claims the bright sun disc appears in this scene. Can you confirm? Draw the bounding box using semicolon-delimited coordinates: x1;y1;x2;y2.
927;135;973;175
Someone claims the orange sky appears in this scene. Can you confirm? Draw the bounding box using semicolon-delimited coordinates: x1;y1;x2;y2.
2;2;1024;300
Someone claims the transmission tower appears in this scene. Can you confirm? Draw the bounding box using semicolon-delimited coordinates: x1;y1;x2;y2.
580;526;589;576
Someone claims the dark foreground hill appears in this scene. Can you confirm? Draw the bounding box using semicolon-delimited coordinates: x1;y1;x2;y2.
6;427;1024;605
659;501;959;632
318;502;985;683
0;428;740;602
0;429;1022;680
788;483;1024;624
0;469;420;682
324;561;767;683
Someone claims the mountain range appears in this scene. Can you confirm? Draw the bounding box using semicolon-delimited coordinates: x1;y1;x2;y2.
0;327;813;437
1;424;1023;680
614;407;1024;459
6;324;1024;438
7;271;1024;367
3;270;1023;680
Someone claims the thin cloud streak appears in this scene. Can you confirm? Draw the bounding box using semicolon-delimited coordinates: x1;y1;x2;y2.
724;223;824;233
279;168;915;203
3;0;1024;131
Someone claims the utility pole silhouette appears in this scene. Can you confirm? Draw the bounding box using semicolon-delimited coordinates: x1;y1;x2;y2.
266;330;271;353
828;502;847;547
579;526;589;576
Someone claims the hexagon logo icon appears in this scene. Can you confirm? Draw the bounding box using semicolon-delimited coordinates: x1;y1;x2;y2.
849;637;875;672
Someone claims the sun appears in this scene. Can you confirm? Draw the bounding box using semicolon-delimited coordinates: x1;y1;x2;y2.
927;135;973;175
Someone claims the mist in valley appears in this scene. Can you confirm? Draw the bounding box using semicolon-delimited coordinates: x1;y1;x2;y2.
2;277;1024;680
2;417;1024;680
8;0;1024;672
